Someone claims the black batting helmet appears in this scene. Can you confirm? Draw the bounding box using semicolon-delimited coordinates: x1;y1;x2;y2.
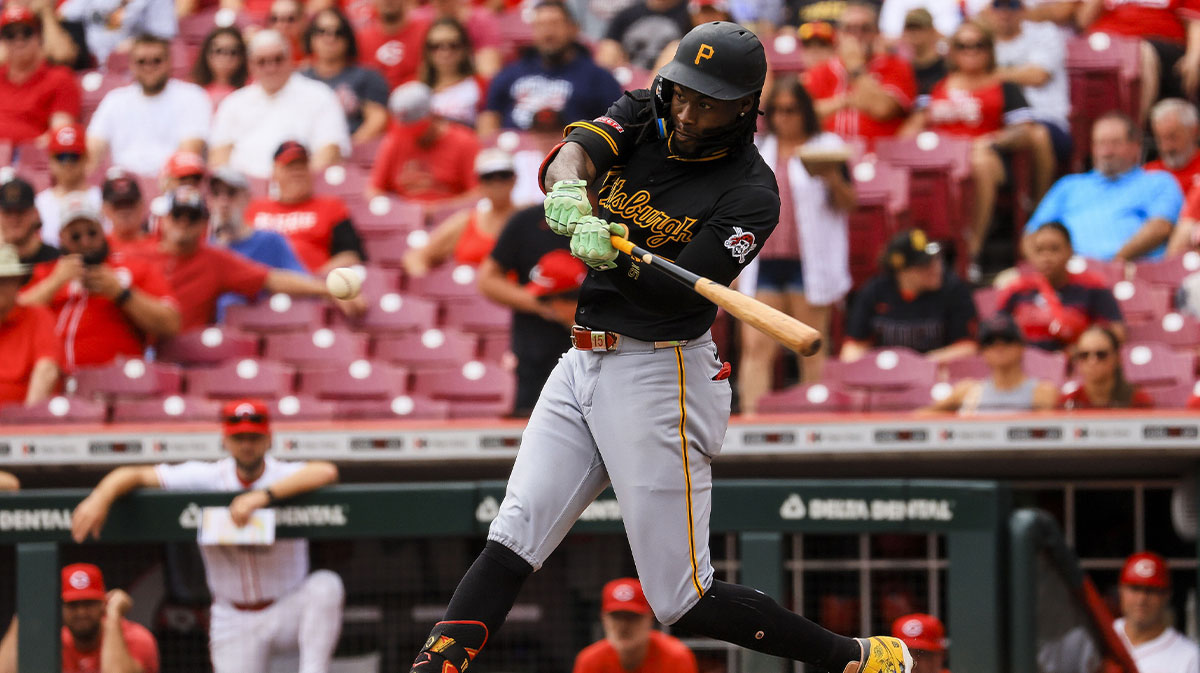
657;21;767;101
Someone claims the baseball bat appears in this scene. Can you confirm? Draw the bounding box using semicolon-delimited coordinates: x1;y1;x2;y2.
610;235;823;356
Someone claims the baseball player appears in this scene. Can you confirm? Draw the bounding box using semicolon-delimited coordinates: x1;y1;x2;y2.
407;21;912;673
70;399;346;673
1114;551;1200;673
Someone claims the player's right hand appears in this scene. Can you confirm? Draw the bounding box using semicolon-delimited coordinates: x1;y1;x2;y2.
544;179;590;236
70;494;109;543
106;589;133;618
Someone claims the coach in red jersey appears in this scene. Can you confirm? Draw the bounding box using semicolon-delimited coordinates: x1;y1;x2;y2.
21;193;181;370
136;186;366;329
245;141;367;275
998;222;1124;351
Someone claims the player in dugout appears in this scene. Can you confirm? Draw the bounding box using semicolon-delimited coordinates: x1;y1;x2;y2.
0;563;160;673
404;21;912;673
572;577;698;673
70;399;345;672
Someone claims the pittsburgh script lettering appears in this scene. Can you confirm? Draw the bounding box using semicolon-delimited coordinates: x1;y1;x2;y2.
601;178;696;248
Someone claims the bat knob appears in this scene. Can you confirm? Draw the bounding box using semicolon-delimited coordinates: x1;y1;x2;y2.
801;338;822;357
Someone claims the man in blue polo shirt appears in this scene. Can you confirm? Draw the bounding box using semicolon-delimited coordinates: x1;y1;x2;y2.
1025;112;1182;262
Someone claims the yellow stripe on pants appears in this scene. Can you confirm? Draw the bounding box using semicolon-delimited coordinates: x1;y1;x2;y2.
675;346;703;599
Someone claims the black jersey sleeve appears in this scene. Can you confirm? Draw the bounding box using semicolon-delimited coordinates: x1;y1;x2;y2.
1089;286;1124;323
1000;81;1035;125
329;219;367;261
944;278;979;343
845;278;879;341
560;91;649;178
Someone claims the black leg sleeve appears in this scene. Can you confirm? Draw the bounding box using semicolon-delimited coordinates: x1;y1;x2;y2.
673;580;862;673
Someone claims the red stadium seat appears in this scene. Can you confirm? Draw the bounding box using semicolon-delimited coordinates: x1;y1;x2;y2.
374;328;478;370
111;395;222;423
873;135;973;259
1122;342;1197;387
405;263;483;302
1141;380;1196;409
410;361;514;403
446;399;513;419
479;332;512;362
762;33;806;74
0;396;107;424
334;395;451;420
338;292;437;334
973;287;1000;318
225;295;326;333
756;383;867;414
313;164;369;200
349;195;425;238
1065;33;1142;171
867;383;945;412
824;348;937;391
1126;313;1200;350
157;326;260;366
362;232;413;267
1112;279;1172;323
271;394;337;421
73;359;183;400
942;348;1068;386
348;137;382;170
297;360;409;400
1134;252;1200;288
441;297;512;334
186;358;297;399
263;328;370;367
848;161;910;287
359;266;401;298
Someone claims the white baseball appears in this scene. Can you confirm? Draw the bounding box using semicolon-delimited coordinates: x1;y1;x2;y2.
326;267;362;300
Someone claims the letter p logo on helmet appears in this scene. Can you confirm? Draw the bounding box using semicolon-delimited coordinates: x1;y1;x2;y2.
694;43;714;65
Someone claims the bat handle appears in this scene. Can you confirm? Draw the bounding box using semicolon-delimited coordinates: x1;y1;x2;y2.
610;234;635;256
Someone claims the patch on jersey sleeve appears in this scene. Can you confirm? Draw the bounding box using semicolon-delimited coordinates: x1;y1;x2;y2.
723;227;757;264
595;116;624;133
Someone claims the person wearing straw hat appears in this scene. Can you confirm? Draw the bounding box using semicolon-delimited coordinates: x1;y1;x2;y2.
0;242;60;405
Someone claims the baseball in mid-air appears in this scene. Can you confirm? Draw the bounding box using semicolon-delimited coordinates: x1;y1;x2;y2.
325;267;362;300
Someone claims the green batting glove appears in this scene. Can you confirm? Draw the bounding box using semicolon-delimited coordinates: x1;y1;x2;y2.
544;179;590;236
570;217;627;271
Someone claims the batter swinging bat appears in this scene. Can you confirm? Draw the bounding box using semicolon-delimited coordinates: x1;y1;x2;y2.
610;235;823;356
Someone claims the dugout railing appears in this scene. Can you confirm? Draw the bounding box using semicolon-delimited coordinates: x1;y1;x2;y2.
0;480;1008;673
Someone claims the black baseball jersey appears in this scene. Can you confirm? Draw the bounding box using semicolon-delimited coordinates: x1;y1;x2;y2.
845;271;978;353
560;90;780;341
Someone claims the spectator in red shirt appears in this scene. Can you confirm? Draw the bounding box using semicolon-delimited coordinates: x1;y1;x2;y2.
402;148;517;277
138;186;365;329
0;563;160;673
245;141;367;274
572;578;698;673
1060;325;1154;409
900;21;1047;262
0;5;80;144
191;26;249;110
1146;98;1200;196
101;172;150;252
0;243;59;406
0;177;59;266
804;2;917;143
21;192;181;370
355;0;431;89
999;221;1125;350
1077;0;1200;114
369;81;480;202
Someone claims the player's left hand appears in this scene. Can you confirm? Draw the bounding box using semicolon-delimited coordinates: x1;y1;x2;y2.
82;265;124;300
229;490;271;527
570;217;627;271
106;589;133;618
544;179;591;235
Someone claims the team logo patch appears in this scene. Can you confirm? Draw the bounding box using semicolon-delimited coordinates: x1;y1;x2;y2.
56;126;77;146
723;227;756;263
233;402;257;417
1133;559;1158;577
595;116;624;133
612;584;636;602
900;619;924;637
69;571;91;589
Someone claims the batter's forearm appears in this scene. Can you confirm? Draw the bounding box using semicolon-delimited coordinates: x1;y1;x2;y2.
100;617;144;673
543;143;598;192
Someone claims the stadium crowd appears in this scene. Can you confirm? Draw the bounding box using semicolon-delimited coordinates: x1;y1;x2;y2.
1;0;1199;424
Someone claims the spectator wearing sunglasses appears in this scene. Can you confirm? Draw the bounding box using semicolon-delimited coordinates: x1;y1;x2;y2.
418;17;487;128
58;0;177;66
131;186;365;329
21;192;180;370
923;313;1058;414
266;0;308;65
0;177;60;267
101;172;151;253
0;5;81;145
34;124;102;248
192;26;249;110
403;148;518;277
300;7;391;145
210;29;351;178
85;34;211;178
409;0;503;78
1061;325;1153;409
70;398;344;673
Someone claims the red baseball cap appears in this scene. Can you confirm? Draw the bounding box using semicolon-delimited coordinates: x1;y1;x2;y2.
62;563;107;603
601;578;652;615
1121;551;1170;589
526;250;586;298
221;398;271;436
274;140;310;166
892;613;946;652
0;5;39;30
163;151;207;179
48;124;86;155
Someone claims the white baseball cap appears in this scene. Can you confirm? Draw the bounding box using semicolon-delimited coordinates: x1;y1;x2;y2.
475;148;515;176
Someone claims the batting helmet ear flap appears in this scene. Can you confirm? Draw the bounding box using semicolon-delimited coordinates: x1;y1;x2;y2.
651;75;672;139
